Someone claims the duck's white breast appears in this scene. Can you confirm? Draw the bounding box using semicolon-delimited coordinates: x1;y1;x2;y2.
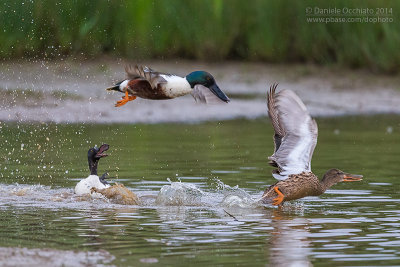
74;175;109;196
160;75;192;98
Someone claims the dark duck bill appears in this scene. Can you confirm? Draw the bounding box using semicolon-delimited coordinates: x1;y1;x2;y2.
208;83;230;103
95;144;109;158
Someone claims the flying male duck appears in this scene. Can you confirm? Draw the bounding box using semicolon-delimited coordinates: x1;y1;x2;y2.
106;65;230;107
74;144;110;196
261;84;363;206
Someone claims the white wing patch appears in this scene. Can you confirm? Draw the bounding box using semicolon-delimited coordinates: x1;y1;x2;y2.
118;80;129;91
274;118;314;180
287;118;313;170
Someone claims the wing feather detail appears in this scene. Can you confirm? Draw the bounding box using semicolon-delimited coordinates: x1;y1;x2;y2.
124;65;167;89
267;84;318;180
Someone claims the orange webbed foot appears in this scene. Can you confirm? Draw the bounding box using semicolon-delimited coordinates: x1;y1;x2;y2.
115;91;137;107
272;186;284;206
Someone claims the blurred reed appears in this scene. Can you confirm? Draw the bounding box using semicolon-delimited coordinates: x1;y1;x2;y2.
0;0;399;72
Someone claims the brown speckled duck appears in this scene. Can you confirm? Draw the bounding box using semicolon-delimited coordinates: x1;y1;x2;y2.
91;183;140;205
261;84;363;206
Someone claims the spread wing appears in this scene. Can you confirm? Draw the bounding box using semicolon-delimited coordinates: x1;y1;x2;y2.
191;84;228;104
125;65;167;89
267;84;318;180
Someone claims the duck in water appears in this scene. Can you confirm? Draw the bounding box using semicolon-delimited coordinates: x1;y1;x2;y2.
261;84;363;206
74;144;110;196
74;144;139;204
106;65;230;107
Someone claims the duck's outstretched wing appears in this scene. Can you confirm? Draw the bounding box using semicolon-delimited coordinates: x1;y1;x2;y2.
267;84;318;180
125;65;167;89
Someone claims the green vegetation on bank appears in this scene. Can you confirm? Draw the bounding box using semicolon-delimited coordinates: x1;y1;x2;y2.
1;0;399;72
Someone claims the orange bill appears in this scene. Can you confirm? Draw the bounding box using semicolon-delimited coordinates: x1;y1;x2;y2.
343;173;363;182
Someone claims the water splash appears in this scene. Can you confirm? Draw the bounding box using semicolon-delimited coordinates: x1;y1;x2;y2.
155;180;204;206
0;179;265;210
212;178;261;209
0;183;130;210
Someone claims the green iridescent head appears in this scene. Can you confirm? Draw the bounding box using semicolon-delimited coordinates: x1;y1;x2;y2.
186;71;229;102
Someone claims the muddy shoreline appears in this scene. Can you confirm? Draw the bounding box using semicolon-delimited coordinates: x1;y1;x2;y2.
1;59;400;123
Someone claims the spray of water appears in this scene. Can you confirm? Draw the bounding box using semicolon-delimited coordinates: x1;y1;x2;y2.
155;179;204;206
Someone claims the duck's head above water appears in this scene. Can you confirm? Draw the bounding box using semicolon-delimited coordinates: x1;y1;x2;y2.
88;144;109;175
321;168;363;189
186;71;230;102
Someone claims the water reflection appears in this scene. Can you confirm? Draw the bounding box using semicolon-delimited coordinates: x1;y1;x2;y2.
268;210;312;267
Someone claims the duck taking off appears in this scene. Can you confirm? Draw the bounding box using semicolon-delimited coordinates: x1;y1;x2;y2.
106;65;230;107
74;144;110;196
261;84;363;206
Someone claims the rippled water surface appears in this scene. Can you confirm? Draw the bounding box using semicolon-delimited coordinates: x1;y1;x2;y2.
0;116;399;266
